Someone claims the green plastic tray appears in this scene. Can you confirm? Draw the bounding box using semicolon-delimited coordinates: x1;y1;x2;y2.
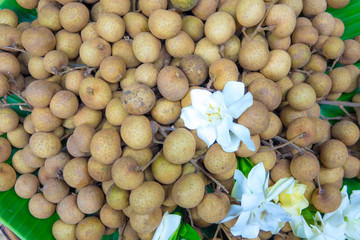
1;0;360;239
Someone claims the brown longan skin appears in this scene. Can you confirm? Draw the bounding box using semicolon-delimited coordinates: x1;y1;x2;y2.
204;143;237;175
57;194;85;225
148;9;182;40
120;115;152;150
22;144;45;169
120;83;156;115
317;166;344;185
210;58;239;91
129;207;162;235
286;117;316;148
312;184;342;213
332;120;359;146
129;181;165;215
29;193;56;219
152;154;182;184
56;29;82;60
239;40;269;72
29;132;61;159
90;128;121;165
0;163;17;192
76;216;105;240
100;203;126;229
197;192;230;223
44;152;70;179
237;101;270;135
43;178;70;204
79;38;111;67
248;78;282;111
343;155;360;178
157;66;189;101
21;27;56;57
0;73;10;98
290;153;320;182
0;108;19;133
77;185;104;214
112;157;144;190
52;220;76;240
320;139;349;168
271;159;292;183
106;184;130;210
249;146;277;171
63;158;92;189
25;80;58;108
0;137;11;163
163;128;196;165
235;135;261;158
96;13;125;43
151;98;181;125
306;73;332;99
287;83;316;111
59;2;89;33
31;107;62;132
79;77;112;110
11;150;37;174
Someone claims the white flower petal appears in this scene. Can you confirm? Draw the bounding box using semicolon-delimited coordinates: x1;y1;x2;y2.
247;162;267;195
240;223;260;239
290;215;314;239
222;81;245;106
220;204;242;223
180;106;207;129
344;190;360;220
215;114;232;147
259;202;290;234
265;177;295;202
230;211;258;238
346;219;360;240
196;125;216;148
229;122;256;151
262;202;291;223
209;90;226;108
241;192;264;211
232;169;251;200
153;212;182;240
227;92;253;119
220;131;241;153
190;89;212;112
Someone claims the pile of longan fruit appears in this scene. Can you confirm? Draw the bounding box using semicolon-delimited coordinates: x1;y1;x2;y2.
0;0;360;239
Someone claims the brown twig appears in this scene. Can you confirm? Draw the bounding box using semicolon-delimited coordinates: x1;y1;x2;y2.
328;56;341;71
247;0;276;40
0;102;29;108
259;133;305;152
60;130;73;141
339;105;357;120
190;159;229;194
186;208;194;228
2;46;28;54
318;100;360;108
317;175;324;195
212;224;221;240
137;150;162;172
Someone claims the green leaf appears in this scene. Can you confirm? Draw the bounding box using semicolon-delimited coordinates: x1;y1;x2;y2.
343;178;360;196
237;157;254;178
179;223;201;240
0;0;37;23
301;207;316;226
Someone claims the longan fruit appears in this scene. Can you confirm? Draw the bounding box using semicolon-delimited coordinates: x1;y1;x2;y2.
96;13;125;43
76;217;105;240
151;98;181;125
22;144;45;169
194;37;221;67
87;157;112;182
205;11;235;45
112;157;144;190
63;157;92;189
77;185;104;214
197;192;230;223
343;155;360;178
248;78;282;111
29;193;56;219
157;66;189;101
43;178;69;204
100;203;126;229
152;153;182;184
148;8;181;39
101;0;131;16
181;15;204;42
304;54;327;73
327;0;350;9
56;29;82;60
31;107;62;132
332;120;359;146
235;0;265;27
321;37;345;60
316;165;344;185
0;137;11;163
286;117;316;148
120;83;156;115
320;139;348;168
129;207;162;234
123;12;148;39
21;27;56;57
306;73;332;99
50;90;79;119
79;38;111;67
0;9;18;27
235;135;261;158
265;4;297;38
120;115;152;150
209;58;239;91
204;143;237;174
0;52;21;78
287;83;316;111
171;173;205;208
0;74;10;97
163;128;196;165
312;118;331;144
312;184;341;213
237;101;270;135
11;150;37;174
73;106;103;128
59;2;89;32
302;0;327;17
79;77;112;110
90;128;121;164
239;40;269;71
130;181;165;215
249;146;277;171
106;184;130;210
0;163;17;192
29;132;61;158
290;153;320;182
44;152;70;178
260;49;292;81
52;220;76;240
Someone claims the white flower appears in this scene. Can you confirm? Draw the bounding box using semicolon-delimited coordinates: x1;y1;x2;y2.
152;212;181;240
290;187;348;240
180;81;255;153
340;187;360;240
220;162;294;239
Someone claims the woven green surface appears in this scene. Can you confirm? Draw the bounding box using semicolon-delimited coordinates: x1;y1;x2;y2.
0;0;359;239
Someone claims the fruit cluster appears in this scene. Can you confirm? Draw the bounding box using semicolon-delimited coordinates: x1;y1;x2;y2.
0;0;360;239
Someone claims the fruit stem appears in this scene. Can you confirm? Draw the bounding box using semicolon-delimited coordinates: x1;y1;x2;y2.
189;159;229;194
339;105;357;120
318;100;360;108
317;175;325;195
212;224;221;240
0;102;30;108
220;224;233;240
328;56;341;71
260;133;306;152
132;0;137;11
292;69;314;76
60;130;74;141
137;149;162;172
186;208;194;228
2;46;28;54
247;0;276;41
